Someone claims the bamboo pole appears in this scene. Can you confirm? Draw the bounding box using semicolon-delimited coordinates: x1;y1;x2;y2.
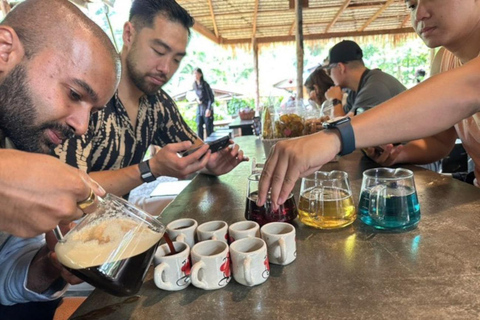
295;0;304;100
252;38;260;111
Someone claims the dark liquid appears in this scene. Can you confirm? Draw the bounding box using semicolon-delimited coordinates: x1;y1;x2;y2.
66;243;159;297
163;233;177;255
358;187;421;230
245;191;298;226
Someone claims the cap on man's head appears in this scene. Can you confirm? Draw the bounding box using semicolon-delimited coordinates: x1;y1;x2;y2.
324;40;363;68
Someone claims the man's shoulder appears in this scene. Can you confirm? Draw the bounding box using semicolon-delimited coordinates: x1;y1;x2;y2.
366;69;405;88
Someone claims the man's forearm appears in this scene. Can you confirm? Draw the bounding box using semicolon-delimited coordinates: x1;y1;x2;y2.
90;166;144;197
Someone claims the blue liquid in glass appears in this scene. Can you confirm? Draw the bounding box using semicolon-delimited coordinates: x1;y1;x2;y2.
358;186;421;230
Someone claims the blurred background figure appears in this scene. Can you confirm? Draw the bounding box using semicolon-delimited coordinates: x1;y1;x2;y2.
304;67;336;117
193;68;215;140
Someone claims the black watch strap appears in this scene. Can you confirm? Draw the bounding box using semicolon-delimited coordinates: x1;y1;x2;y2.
331;121;355;156
139;160;156;183
331;98;342;106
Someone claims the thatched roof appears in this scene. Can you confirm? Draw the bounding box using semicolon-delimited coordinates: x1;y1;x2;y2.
177;0;413;47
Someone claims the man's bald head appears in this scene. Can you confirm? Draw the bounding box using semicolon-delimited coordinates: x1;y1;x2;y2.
2;0;120;76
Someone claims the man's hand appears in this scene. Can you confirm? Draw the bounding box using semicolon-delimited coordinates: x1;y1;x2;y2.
0;150;105;238
205;109;212;118
325;86;343;101
258;131;341;209
27;226;83;294
363;144;404;166
149;141;211;179
205;141;249;176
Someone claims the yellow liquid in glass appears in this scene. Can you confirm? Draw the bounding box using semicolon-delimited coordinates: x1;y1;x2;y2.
298;187;356;229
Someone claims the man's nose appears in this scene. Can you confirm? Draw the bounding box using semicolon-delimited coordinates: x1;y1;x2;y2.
67;108;90;136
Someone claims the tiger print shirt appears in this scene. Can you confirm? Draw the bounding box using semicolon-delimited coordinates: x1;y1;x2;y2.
54;89;198;172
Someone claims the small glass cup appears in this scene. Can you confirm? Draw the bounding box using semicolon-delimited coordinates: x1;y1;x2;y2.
245;174;298;226
358;168;421;231
298;170;356;229
55;194;165;296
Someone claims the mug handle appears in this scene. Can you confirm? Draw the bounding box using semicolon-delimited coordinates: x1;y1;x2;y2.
369;185;387;222
190;261;208;289
154;263;173;290
175;233;186;243
243;256;253;286
278;238;287;264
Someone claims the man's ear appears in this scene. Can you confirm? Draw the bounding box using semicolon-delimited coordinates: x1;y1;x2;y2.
0;26;24;74
122;21;136;48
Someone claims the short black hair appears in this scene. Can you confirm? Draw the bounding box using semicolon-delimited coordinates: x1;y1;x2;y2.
129;0;194;36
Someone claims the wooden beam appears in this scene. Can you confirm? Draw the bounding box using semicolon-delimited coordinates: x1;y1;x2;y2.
289;0;308;9
296;0;304;99
325;0;351;33
252;0;259;39
288;20;296;36
221;27;415;45
192;21;221;44
348;1;387;9
1;0;11;15
400;14;410;28
359;0;394;32
207;0;219;37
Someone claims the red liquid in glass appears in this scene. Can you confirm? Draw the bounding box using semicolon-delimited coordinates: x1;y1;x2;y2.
245;191;297;226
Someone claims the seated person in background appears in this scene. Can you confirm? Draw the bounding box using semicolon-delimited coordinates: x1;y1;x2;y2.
55;0;248;198
304;67;334;116
257;0;480;209
304;67;347;118
323;40;406;118
0;0;120;312
363;1;477;179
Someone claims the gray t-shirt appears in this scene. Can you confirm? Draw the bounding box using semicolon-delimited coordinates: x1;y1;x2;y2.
344;68;406;115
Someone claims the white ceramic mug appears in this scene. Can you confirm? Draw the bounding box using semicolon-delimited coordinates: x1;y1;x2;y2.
261;222;297;265
196;220;229;243
166;218;198;249
154;241;191;291
190;240;231;290
228;221;260;243
230;237;269;286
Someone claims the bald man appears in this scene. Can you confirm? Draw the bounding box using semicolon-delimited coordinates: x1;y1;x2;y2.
0;0;120;312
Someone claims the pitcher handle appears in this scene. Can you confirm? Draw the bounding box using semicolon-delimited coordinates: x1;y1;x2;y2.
369;185;387;222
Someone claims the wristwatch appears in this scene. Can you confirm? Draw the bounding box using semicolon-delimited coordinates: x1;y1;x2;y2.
322;116;356;156
139;160;157;183
331;98;342;106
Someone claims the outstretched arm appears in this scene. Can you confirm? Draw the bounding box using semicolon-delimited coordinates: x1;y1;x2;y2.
258;56;480;207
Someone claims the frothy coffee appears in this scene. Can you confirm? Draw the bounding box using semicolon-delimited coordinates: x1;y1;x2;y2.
55;217;162;269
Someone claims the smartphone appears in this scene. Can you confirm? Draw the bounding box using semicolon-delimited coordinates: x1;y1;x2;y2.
181;136;231;157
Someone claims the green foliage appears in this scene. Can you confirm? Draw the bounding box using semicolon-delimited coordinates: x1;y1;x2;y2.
227;97;255;116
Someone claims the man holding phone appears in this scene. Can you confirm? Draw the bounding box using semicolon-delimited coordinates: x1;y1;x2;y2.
54;0;248;198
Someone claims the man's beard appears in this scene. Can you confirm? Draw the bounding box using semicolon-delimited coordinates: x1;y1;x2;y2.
0;64;74;154
125;48;167;96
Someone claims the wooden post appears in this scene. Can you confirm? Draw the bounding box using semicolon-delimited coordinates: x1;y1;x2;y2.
0;0;11;16
295;0;304;100
252;38;260;112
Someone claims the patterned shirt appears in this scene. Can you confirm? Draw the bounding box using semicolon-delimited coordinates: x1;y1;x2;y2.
54;89;198;172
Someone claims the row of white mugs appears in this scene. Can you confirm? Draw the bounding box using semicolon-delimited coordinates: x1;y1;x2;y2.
154;219;297;291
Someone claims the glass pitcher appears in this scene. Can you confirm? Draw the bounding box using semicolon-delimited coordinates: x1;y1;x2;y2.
358;168;421;230
245;174;298;226
298;170;356;229
55;194;165;296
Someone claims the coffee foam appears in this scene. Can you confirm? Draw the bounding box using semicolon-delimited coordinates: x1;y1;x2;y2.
55;217;162;269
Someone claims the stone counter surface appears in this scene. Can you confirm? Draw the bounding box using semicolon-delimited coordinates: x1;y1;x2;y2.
72;136;480;320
